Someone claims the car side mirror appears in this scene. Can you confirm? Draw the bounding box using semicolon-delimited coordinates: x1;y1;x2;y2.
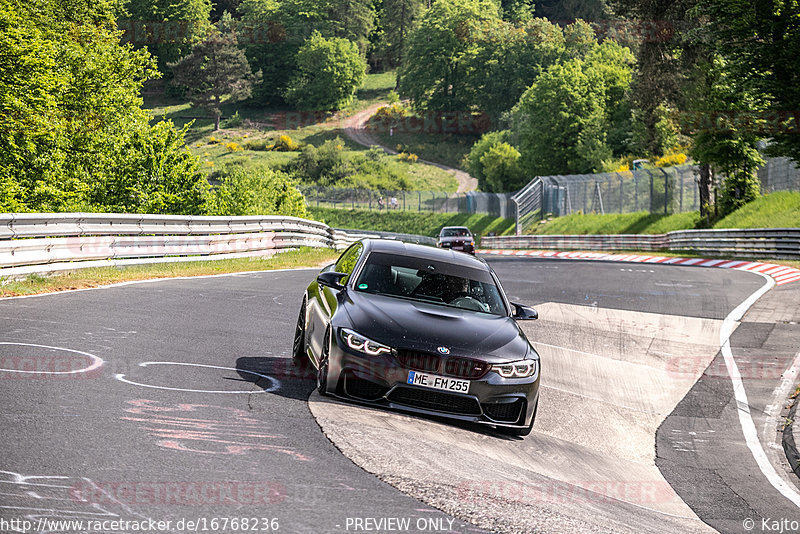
317;271;348;291
511;303;538;320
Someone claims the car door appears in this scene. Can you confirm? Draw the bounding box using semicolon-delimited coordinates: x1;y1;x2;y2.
307;242;364;361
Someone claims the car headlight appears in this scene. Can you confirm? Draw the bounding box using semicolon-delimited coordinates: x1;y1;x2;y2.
340;328;392;356
491;359;537;378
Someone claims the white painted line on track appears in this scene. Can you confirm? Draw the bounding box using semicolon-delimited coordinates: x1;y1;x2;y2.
0;266;319;301
721;272;800;508
115;361;279;394
0;342;104;374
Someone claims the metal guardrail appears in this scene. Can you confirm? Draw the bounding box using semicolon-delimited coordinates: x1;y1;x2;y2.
482;228;800;260
0;213;434;278
333;228;437;247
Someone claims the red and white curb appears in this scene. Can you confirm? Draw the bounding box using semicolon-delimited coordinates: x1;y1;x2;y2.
477;249;800;286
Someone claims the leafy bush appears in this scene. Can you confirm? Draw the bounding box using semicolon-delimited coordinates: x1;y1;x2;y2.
224;111;243;128
654;153;688;167
286;137;412;190
396;152;419;162
480;142;525;192
466;131;512;190
284;31;367;111
206;163;307;218
225;142;244;152
243;139;274;151
275;134;300;151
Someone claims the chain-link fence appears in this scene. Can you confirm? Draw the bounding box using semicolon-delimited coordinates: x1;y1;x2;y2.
299;186;516;218
759;157;800;193
512;158;800;234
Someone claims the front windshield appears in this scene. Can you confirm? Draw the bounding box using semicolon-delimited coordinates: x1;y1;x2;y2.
354;252;507;316
441;228;471;237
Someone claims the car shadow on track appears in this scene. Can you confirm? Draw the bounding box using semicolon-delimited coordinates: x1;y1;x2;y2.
235;356;526;441
235;356;316;401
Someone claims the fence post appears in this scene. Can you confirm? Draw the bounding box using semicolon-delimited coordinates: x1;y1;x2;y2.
634;172;639;211
679;169;684;212
583;181;588;213
351;189;355;210
418;192;421;212
618;175;623;213
649;171;654;212
316;187;320;208
663;168;669;214
402;191;406;210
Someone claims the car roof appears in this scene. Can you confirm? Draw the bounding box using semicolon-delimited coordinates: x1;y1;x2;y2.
362;239;487;269
440;226;471;231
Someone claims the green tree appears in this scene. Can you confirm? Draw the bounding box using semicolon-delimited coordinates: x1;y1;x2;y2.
399;0;500;112
462;17;566;120
207;164;308;217
0;0;211;214
326;0;376;54
695;0;800;163
480;142;525;192
380;0;424;68
118;0;212;69
284;31;366;110
466;130;511;190
510;41;634;175
169;31;262;130
688;57;763;219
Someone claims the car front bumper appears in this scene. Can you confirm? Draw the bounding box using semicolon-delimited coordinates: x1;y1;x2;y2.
323;339;540;430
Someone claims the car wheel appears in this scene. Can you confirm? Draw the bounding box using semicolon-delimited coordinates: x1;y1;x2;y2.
291;299;307;364
317;326;331;396
498;399;537;437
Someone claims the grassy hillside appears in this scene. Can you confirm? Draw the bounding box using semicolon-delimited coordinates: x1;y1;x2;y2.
531;211;700;235
714;191;800;229
309;207;515;237
527;191;800;235
143;73;457;192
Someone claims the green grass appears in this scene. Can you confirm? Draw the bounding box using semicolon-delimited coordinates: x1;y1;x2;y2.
715;191;800;229
309;207;515;237
0;248;339;298
531;211;701;235
346;71;397;113
371;130;478;170
528;191;800;235
143;72;457;191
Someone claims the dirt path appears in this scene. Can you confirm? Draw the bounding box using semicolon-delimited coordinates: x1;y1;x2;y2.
342;103;479;193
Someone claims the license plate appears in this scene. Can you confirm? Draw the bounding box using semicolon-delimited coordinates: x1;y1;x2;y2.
407;371;469;393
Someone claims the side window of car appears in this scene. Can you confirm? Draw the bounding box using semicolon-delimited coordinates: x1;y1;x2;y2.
334;242;363;284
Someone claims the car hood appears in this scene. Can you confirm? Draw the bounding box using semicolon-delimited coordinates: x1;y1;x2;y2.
340;292;533;363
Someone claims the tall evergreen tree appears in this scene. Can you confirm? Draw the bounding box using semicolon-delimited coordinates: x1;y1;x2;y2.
169;32;262;130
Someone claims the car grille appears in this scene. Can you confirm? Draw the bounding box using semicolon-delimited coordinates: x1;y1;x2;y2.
395;350;440;373
388;387;482;416
344;372;388;401
444;357;490;379
482;399;525;423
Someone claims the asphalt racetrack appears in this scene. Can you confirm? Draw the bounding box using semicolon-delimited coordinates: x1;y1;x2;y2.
1;257;799;534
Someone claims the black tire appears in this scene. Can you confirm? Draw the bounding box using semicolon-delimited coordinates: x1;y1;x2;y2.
498;399;537;437
291;299;307;364
317;327;331;396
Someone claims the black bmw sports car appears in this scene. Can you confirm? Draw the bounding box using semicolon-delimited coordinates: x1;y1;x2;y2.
292;239;541;436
